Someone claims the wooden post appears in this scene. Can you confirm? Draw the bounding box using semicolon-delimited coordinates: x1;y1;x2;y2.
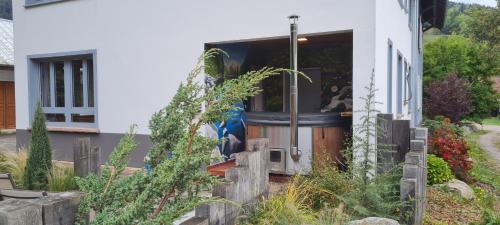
377;114;394;173
74;138;100;177
392;119;410;164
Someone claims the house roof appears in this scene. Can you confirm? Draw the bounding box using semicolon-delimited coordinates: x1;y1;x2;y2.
421;0;448;31
0;18;13;66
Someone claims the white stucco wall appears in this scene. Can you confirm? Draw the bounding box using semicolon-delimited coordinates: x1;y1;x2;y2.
14;0;377;134
374;0;413;118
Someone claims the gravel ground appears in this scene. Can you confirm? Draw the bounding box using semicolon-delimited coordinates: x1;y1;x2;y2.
478;125;500;165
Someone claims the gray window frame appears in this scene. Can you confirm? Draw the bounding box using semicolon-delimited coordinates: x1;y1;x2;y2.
25;0;73;8
396;52;403;114
28;50;98;128
387;39;393;113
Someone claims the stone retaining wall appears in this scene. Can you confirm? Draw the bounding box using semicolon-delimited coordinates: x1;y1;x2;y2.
0;192;82;225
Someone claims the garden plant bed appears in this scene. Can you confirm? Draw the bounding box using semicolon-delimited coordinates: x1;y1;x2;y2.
425;187;482;224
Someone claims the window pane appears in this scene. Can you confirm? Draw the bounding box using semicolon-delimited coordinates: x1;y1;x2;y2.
72;60;84;107
40;62;51;107
87;60;94;107
54;62;65;107
72;114;95;123
45;113;65;122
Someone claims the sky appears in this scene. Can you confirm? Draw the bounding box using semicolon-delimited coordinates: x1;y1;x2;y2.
452;0;497;7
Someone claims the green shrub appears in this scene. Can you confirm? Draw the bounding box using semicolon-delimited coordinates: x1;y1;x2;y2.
424;35;498;119
423;117;464;137
427;154;454;185
24;104;53;190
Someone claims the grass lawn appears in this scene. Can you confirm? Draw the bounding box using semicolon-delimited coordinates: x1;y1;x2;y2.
482;117;500;126
466;132;500;222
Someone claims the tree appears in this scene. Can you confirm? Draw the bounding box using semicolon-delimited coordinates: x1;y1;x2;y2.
462;1;500;76
24;103;52;190
75;50;296;224
424;35;498;119
441;2;471;35
424;74;473;122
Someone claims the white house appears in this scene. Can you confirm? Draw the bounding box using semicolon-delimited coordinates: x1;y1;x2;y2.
13;0;446;168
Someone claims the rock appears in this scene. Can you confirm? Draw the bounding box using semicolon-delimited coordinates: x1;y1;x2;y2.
462;123;482;132
471;123;482;131
26;192;83;225
0;198;43;225
443;179;476;200
461;125;472;134
348;217;400;225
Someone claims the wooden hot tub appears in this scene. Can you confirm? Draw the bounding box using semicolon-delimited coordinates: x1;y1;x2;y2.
244;112;351;175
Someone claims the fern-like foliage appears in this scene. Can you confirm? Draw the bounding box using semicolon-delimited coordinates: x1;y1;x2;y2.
340;71;404;220
76;49;293;225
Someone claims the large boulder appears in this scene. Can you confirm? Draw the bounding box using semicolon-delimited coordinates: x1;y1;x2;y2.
348;217;400;225
443;179;476;200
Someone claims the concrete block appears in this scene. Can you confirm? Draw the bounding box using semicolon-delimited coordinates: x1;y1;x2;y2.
402;164;418;179
246;138;269;152
0;198;43;225
405;152;422;166
410;140;425;153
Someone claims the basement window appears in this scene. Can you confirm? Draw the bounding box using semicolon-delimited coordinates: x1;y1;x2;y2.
29;50;97;128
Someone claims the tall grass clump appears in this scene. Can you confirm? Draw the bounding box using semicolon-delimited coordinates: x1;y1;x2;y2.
48;164;78;192
0;149;28;188
243;177;350;225
24;104;53;190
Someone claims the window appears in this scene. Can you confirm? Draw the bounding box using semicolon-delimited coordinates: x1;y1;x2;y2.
29;51;97;128
387;40;393;113
397;53;403;114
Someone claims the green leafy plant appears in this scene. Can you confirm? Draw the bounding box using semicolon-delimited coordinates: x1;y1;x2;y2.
75;50;294;224
427;154;454;185
429;119;473;182
24;104;52;190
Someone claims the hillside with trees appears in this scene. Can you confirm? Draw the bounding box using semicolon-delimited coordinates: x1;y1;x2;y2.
424;0;499;121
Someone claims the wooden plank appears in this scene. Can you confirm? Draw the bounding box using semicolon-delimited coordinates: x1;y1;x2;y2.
246;125;261;139
0;82;5;129
313;127;345;167
5;82;15;129
377;114;394;173
392;119;410;164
